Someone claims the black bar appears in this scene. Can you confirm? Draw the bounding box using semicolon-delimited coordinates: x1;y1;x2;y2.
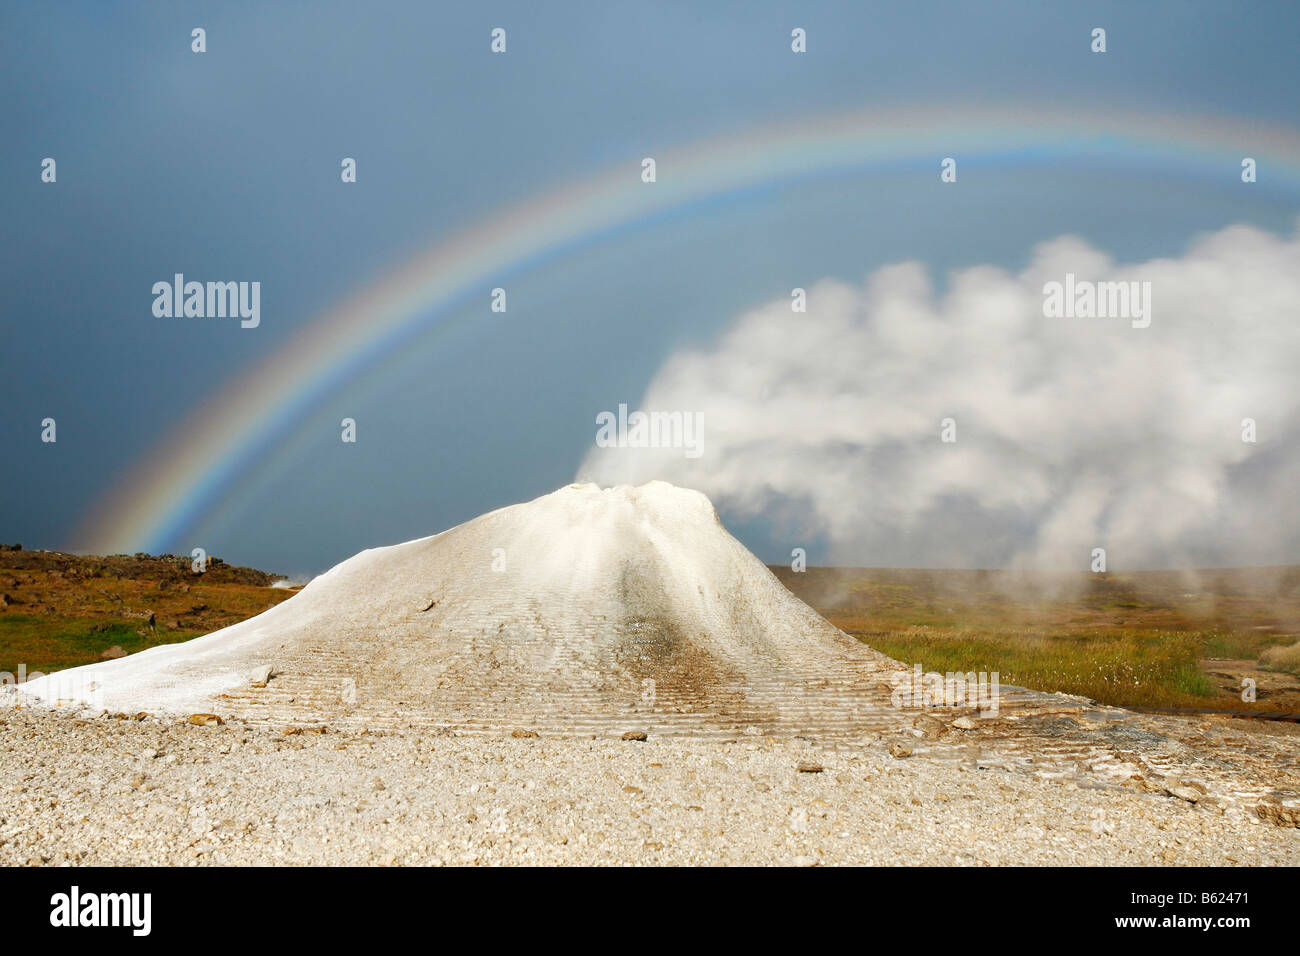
0;865;1277;943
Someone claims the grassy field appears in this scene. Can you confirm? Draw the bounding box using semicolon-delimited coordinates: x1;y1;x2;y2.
0;615;203;675
775;565;1300;713
0;545;296;676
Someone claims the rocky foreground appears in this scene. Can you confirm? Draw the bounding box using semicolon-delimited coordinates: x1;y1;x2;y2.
1;708;1296;866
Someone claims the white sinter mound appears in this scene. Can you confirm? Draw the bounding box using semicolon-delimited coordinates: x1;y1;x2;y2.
19;482;899;734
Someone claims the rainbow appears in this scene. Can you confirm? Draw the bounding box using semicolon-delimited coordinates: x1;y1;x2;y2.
77;104;1300;555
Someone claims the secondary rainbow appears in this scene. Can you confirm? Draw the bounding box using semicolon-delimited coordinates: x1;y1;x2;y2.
78;104;1300;554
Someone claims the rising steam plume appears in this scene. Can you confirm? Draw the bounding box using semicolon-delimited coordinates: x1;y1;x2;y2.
579;221;1300;572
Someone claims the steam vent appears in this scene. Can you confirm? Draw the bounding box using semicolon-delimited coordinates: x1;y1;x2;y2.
18;482;1300;824
23;483;901;732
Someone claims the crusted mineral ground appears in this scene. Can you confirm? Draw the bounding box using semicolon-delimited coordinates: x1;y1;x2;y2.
6;483;1298;864
0;707;1296;866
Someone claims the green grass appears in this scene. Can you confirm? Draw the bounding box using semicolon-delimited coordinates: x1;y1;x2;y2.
774;565;1300;712
0;615;202;676
1201;629;1292;660
862;625;1216;710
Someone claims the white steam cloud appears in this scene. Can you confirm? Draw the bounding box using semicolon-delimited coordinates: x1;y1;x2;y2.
578;221;1300;570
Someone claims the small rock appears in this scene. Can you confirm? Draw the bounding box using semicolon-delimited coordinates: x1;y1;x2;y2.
796;762;824;774
951;716;978;731
511;729;539;739
248;664;275;684
792;855;818;867
1253;801;1300;828
889;743;913;758
1168;786;1202;803
188;713;222;726
913;715;946;740
621;731;648;741
99;645;127;660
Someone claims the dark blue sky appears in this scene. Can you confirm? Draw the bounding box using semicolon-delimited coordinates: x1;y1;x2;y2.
3;1;1298;574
